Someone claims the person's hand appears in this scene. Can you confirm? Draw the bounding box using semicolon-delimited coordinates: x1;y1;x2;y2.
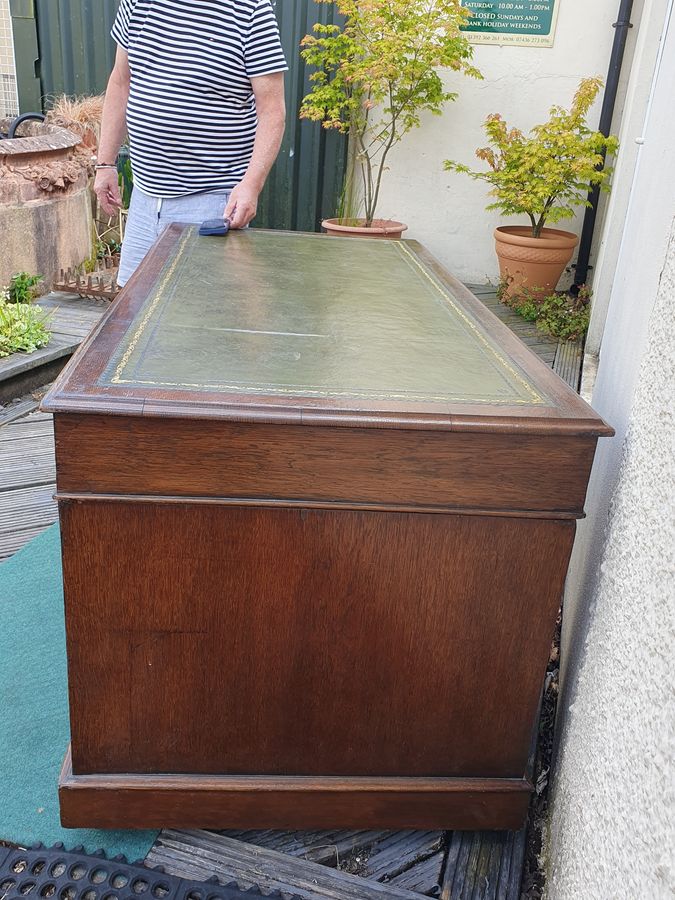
94;168;123;217
224;180;260;229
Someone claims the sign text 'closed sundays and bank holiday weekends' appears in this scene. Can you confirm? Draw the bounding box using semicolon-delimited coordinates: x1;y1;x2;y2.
461;0;559;47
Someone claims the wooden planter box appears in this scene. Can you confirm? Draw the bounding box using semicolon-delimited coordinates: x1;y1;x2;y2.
42;226;612;831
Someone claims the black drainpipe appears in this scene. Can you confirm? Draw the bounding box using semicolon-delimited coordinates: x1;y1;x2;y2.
571;0;634;293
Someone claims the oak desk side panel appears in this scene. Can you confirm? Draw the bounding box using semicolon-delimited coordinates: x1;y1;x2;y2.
59;499;574;780
53;413;598;516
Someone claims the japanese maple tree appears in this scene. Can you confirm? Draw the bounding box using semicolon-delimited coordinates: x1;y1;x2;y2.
300;0;480;227
445;77;619;238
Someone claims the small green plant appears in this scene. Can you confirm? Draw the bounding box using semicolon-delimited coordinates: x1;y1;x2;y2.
83;222;123;273
498;277;591;342
8;272;43;304
445;77;618;238
534;288;591;341
300;0;480;227
96;237;122;259
511;295;540;323
0;292;52;357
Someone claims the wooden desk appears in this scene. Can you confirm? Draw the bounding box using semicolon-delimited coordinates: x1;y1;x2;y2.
43;226;612;830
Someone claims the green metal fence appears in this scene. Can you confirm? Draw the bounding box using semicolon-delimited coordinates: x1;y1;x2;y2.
35;0;119;99
10;0;347;231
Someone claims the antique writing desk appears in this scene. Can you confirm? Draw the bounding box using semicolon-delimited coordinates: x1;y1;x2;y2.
43;226;612;830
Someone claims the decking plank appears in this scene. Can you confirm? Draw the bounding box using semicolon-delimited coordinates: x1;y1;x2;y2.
0;400;40;427
388;849;444;894
9;411;54;428
1;419;55;440
0;484;57;533
436;831;525;900
0;525;49;561
222;830;389;866
39;293;109;312
0;438;56;463
360;831;443;881
553;338;583;390
0;428;54;445
0;462;55;492
147;830;425;900
0;408;57;556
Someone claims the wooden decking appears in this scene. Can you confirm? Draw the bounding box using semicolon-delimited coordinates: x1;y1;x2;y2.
0;294;107;560
0;411;57;560
0;286;583;898
146;828;527;899
467;284;583;391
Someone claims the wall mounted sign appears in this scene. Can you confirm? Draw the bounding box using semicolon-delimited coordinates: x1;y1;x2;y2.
461;0;560;47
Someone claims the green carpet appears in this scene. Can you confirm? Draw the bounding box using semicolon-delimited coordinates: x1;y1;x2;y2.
0;525;157;857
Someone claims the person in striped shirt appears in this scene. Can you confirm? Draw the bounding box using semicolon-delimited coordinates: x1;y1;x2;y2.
95;0;288;286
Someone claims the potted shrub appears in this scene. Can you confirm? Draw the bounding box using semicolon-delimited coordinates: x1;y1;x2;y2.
445;77;618;296
300;0;480;239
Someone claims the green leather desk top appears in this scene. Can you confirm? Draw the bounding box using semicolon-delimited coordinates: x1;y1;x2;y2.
45;225;612;433
100;227;542;407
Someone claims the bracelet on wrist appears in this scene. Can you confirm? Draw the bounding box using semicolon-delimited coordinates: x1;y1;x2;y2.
95;163;118;170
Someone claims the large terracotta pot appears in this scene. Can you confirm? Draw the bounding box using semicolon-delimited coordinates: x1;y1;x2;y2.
494;226;578;299
322;218;408;240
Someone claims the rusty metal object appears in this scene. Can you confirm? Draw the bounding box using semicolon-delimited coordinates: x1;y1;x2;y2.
53;258;120;301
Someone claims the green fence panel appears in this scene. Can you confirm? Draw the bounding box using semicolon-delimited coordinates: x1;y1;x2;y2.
19;0;346;231
34;0;118;100
257;0;347;231
8;0;41;113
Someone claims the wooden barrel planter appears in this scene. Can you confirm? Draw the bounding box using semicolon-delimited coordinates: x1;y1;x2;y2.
0;120;93;289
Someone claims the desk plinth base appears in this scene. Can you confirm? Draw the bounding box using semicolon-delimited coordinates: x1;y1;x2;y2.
59;750;531;831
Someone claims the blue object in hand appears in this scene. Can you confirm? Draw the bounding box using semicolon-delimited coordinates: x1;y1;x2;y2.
199;218;231;236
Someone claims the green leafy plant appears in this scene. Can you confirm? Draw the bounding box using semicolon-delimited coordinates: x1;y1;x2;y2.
83;220;123;273
300;0;480;227
534;289;591;341
0;292;52;357
498;276;591;342
445;77;618;238
96;237;122;259
8;272;44;304
511;294;540;323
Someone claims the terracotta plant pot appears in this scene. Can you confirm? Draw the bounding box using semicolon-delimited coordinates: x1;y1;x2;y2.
322;218;409;240
494;226;578;299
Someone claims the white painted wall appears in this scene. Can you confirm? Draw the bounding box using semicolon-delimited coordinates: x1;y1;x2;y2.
547;223;675;900
559;0;674;692
545;4;675;896
586;0;668;355
376;0;634;284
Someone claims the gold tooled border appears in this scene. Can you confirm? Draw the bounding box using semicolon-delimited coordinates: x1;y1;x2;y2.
109;230;544;406
112;229;193;384
394;242;543;404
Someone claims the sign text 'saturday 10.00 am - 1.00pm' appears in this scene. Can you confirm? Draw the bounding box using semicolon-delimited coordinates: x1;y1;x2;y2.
461;0;560;47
